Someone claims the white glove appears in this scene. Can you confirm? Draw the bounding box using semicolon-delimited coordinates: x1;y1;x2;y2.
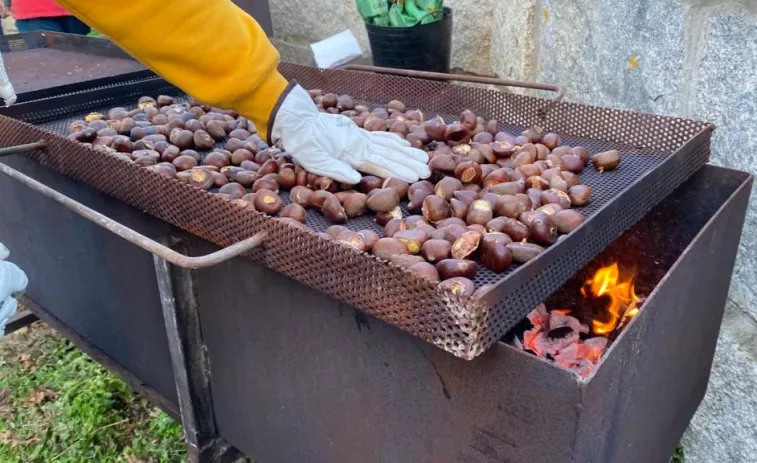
271;85;430;184
0;49;17;106
0;244;28;339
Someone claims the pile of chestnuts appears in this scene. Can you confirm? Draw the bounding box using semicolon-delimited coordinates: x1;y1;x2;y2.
67;92;622;299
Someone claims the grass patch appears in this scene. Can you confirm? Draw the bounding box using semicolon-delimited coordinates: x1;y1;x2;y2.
0;323;186;463
670;443;684;463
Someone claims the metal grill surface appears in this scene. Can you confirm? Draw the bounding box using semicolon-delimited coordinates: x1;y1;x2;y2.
0;63;712;359
0;32;150;101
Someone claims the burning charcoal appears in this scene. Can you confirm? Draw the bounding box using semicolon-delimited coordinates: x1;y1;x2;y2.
549;311;582;333
527;304;550;329
580;337;608;363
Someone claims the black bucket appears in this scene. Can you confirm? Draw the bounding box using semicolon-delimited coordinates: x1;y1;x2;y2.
365;7;452;73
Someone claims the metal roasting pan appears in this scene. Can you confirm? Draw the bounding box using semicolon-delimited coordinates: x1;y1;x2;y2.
0;63;713;359
0;32;153;104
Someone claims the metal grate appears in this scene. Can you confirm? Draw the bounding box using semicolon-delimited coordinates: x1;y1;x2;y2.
0;63;712;359
0;32;151;102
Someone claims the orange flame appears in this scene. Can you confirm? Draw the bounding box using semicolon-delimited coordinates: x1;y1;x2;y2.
581;263;642;335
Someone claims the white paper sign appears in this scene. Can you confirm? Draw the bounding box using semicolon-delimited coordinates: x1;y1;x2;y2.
310;30;363;69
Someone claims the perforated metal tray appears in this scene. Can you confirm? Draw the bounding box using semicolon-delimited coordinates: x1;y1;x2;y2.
0;32;153;104
0;63;713;359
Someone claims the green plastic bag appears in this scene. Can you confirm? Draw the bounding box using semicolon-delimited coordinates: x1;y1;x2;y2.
414;0;443;24
388;0;417;27
355;0;389;23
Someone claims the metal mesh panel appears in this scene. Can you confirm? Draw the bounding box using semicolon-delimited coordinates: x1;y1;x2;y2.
0;63;712;359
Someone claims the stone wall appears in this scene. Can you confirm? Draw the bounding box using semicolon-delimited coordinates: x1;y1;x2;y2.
271;1;757;461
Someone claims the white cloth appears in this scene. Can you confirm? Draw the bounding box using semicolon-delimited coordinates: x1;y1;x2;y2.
271;85;430;184
0;49;17;106
0;243;28;339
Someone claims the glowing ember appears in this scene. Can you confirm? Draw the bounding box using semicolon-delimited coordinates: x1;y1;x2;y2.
581;262;643;335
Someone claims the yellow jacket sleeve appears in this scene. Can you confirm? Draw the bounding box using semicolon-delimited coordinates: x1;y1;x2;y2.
55;0;288;141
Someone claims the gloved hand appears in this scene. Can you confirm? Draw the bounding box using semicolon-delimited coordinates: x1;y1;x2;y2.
0;49;17;106
270;85;430;185
0;243;28;339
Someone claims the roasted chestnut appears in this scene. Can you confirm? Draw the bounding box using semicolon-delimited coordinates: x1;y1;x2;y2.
342;192;367;218
235;171;260;187
337;231;368;251
592;150;621;172
491;140;516;158
438;277;475;297
540;189;572;209
428;154;457;175
382;177;410;198
466;200;493;226
382;219;406;238
422;195;450;223
365;188;400;213
253;189;283;214
561;154;584;174
356;230;379;250
480;239;513;273
394;229;428;254
216;182;244;199
454;161;483;184
436;259;478;280
494;195;525;219
549;175;569;193
434;177;463;201
421;239;452;263
169;129;194;150
337;95;355;110
372;238;409;260
407;262;440;283
360;176;383;193
450;198;469;219
444;123;471;145
540;132;561;150
279;203;307;223
487;181;525;196
364;118;386;132
322;196;347;223
568;184;592;206
423;117;447;141
553;209;585;233
172;154;198;171
310;190;336;212
507;242;544;263
188;169;214;190
451;231;482;260
530;215;558;245
501;217;530;242
569;146;590;165
376;206;403;226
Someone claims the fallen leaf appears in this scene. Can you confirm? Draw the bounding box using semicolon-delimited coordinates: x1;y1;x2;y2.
0;430;12;443
12;435;41;448
27;388;57;407
124;453;152;463
19;353;33;369
0;388;9;406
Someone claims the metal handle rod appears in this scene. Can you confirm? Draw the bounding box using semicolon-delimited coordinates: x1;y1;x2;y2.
0;140;48;157
339;64;565;101
0;150;266;269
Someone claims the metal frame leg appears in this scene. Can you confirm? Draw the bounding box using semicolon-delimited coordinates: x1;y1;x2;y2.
153;238;242;463
3;310;39;335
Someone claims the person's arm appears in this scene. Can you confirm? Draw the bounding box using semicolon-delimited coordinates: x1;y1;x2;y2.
55;0;287;141
0;243;28;340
